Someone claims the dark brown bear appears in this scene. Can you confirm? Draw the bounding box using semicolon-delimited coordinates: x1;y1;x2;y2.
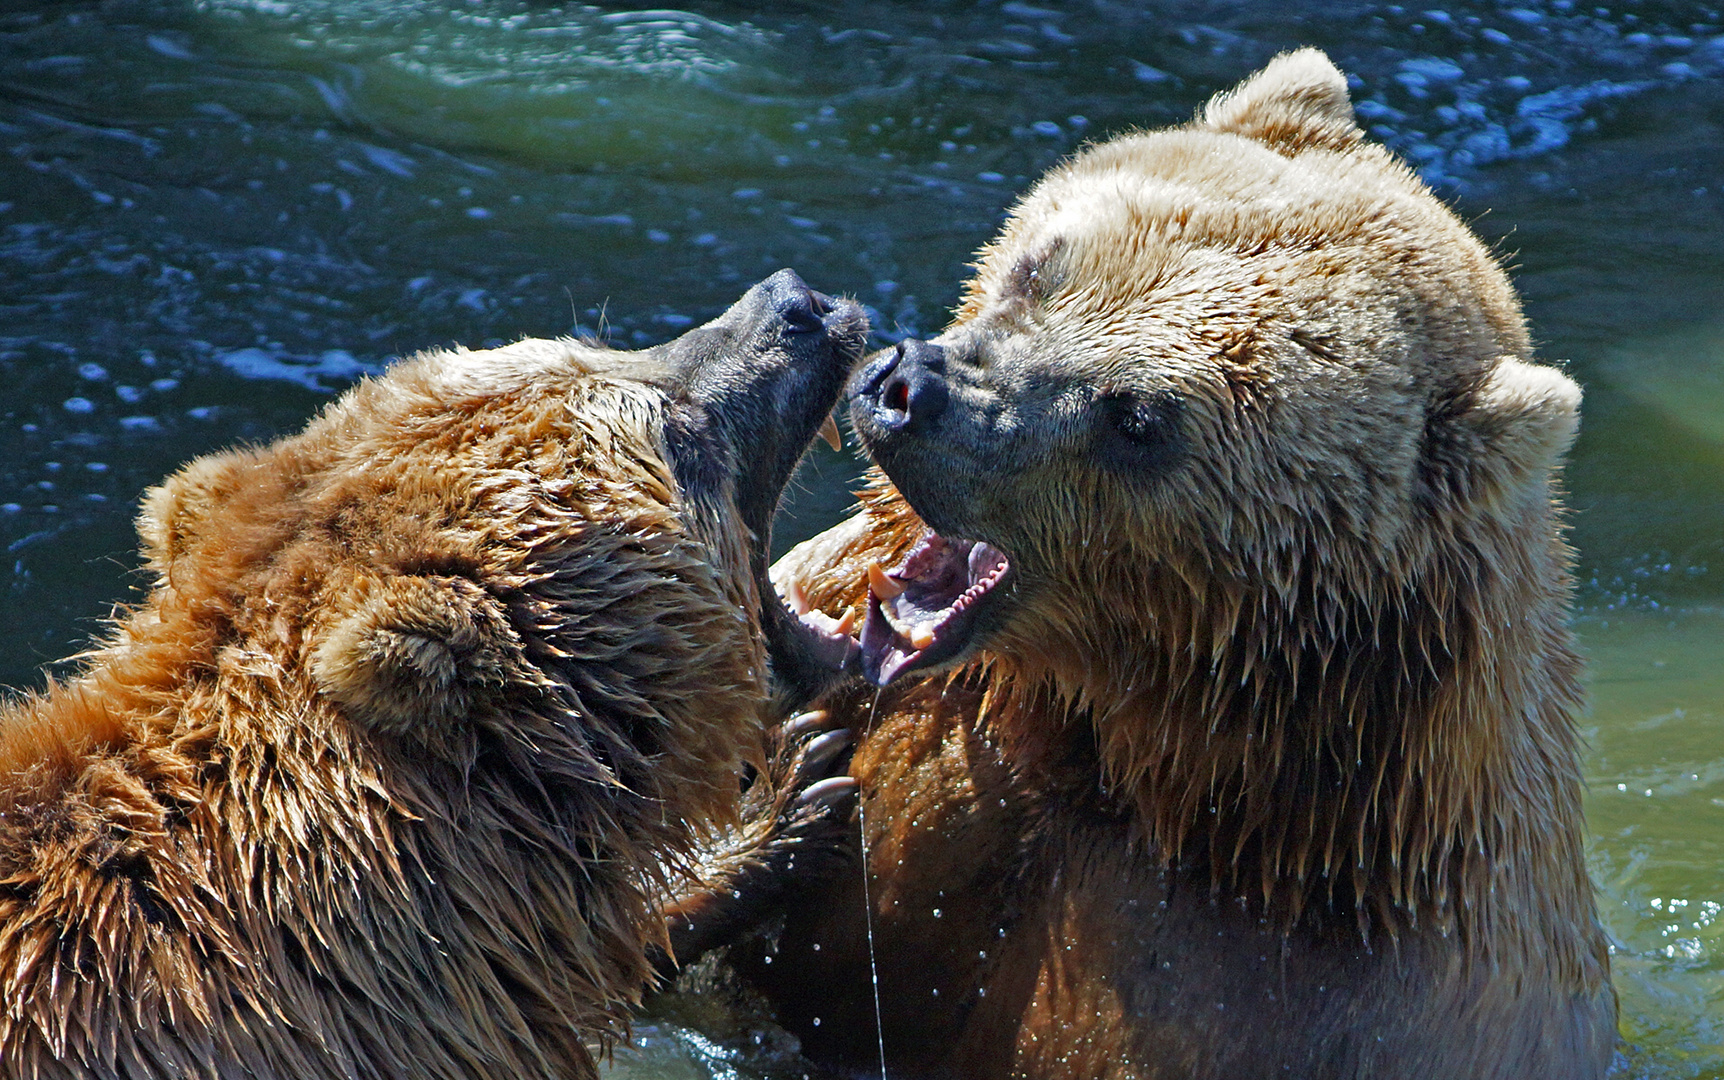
0;270;866;1080
736;51;1616;1079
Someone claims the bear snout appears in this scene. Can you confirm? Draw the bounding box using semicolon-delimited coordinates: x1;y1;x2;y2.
851;338;948;436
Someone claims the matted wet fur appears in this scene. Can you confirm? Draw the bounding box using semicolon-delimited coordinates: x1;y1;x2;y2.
723;51;1616;1078
0;270;866;1080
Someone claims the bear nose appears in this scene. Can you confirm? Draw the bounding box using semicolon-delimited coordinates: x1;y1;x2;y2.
854;339;948;433
764;268;833;335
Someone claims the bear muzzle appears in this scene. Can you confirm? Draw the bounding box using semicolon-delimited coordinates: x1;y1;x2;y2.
850;338;949;437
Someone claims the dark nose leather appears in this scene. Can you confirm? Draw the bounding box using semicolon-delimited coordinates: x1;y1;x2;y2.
762;268;833;335
853;339;948;434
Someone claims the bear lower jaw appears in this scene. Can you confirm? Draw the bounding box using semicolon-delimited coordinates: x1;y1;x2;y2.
858;530;1011;686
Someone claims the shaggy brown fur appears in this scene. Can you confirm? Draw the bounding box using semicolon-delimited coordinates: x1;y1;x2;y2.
0;271;866;1080
723;52;1616;1078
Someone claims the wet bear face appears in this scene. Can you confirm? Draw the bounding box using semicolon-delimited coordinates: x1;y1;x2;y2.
846;51;1579;686
142;270;866;761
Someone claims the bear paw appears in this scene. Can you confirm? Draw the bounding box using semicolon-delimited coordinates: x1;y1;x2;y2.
654;710;859;975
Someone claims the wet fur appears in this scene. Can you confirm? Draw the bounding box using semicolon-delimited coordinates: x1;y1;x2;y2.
0;339;771;1079
743;51;1615;1078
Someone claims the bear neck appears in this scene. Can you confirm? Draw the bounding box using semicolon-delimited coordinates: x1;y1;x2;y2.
981;528;1595;960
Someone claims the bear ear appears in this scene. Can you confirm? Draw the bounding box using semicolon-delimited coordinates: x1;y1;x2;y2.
311;573;520;738
1466;356;1582;473
1200;48;1363;154
138;452;241;574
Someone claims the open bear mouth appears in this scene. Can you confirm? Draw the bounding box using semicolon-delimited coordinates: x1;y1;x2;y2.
857;531;1012;687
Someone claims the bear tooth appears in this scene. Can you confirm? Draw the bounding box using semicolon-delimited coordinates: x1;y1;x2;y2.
868;561;906;600
881;605;919;643
785;578;811;615
818;412;842;451
834;608;857;636
909;625;937;650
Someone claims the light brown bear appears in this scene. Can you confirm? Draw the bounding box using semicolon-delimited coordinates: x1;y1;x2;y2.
0;269;866;1080
733;51;1617;1078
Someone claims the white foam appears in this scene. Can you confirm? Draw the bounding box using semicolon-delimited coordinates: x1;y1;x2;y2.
217;347;373;391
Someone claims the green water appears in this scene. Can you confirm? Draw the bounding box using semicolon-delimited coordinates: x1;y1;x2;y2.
3;2;1722;1075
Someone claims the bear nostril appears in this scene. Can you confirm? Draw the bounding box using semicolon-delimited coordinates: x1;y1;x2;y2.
784;299;824;335
884;375;911;417
867;340;946;433
773;275;829;335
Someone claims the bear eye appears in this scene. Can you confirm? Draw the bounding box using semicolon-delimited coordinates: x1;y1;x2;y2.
1005;238;1065;302
1096;391;1182;473
1113;401;1164;443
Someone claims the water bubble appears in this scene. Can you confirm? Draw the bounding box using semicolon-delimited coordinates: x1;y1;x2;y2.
78;363;109;381
63;397;94;414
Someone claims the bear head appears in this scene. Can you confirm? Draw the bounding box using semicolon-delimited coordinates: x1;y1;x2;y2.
132;270;865;831
838;51;1587;920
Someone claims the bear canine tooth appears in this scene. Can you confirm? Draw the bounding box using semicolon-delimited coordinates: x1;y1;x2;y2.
868;561;906;600
818;411;842;451
908;625;937;651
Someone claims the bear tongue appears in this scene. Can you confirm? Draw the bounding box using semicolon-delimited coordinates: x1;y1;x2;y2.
859;534;1010;686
